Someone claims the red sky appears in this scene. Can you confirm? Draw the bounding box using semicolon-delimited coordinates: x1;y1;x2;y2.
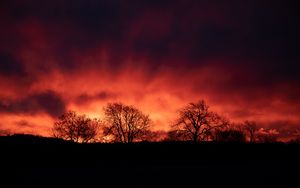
0;0;299;137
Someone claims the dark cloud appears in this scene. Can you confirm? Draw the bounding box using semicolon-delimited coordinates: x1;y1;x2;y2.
0;90;66;117
14;120;34;128
2;1;298;71
1;0;299;90
0;52;36;91
0;53;25;75
75;91;117;105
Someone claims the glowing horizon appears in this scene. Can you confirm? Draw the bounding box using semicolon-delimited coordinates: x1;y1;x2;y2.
1;1;299;140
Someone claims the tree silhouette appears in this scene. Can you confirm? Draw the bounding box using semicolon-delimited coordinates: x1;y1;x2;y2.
289;137;300;143
172;100;228;142
215;129;246;142
243;121;258;142
103;103;151;143
139;130;166;142
256;128;279;143
52;111;100;143
166;130;186;141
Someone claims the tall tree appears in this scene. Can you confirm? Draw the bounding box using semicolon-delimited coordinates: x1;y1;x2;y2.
172;100;228;142
103;103;151;143
52;111;100;143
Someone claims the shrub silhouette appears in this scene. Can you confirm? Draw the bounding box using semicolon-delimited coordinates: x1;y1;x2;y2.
215;129;246;142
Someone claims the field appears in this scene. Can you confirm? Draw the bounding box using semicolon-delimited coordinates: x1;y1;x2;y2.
1;135;299;188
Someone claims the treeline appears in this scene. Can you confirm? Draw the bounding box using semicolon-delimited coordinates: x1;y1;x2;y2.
49;100;295;144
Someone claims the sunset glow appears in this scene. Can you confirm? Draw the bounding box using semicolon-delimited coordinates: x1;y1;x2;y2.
1;1;299;139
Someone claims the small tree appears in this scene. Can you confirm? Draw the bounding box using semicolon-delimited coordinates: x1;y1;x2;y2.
215;129;246;142
139;130;166;142
166;130;187;141
52;111;100;143
103;103;151;143
172;100;228;142
243;121;258;142
289;137;300;144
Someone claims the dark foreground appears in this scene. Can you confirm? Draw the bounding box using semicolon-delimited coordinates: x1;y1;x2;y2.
1;135;300;188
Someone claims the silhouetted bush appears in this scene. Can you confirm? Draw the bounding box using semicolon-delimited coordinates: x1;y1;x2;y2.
215;129;246;142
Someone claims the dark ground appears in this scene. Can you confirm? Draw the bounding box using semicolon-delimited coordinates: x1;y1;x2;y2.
1;135;299;188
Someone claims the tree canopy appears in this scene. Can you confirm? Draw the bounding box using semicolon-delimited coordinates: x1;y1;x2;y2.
171;100;229;142
52;111;100;143
103;103;151;143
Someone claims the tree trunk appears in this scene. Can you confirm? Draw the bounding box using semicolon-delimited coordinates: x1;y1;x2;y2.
193;134;198;143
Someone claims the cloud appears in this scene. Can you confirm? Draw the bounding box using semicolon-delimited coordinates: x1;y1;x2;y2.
75;91;117;105
14;120;34;128
0;0;299;135
0;90;66;118
0;53;25;75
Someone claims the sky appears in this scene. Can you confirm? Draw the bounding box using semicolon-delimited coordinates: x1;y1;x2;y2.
0;0;299;137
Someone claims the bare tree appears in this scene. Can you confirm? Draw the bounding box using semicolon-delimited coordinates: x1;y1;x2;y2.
243;121;258;142
172;100;228;142
103;103;151;143
52;111;100;143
